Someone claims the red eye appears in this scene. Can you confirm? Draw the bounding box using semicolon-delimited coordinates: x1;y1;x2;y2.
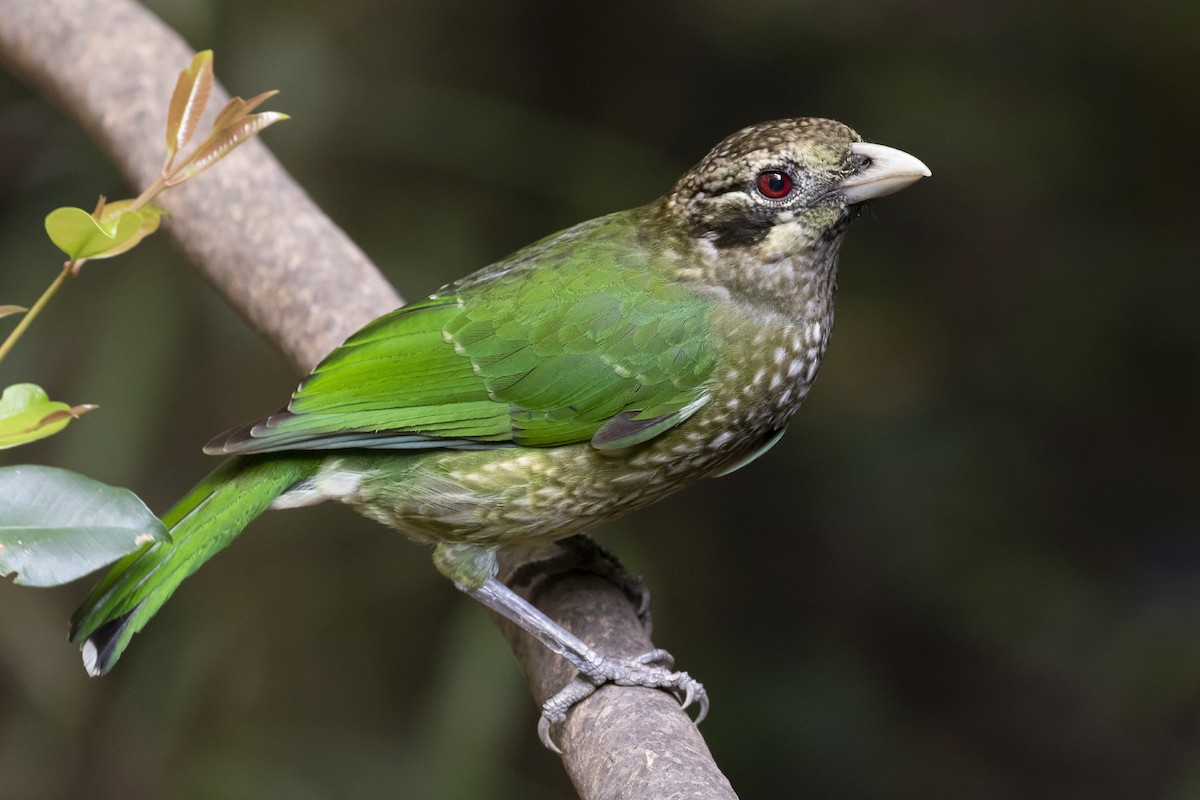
756;170;792;199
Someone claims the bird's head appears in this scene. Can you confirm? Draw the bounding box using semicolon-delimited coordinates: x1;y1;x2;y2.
665;118;930;265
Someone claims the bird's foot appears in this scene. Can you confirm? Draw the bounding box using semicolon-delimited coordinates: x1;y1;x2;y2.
537;648;708;752
460;576;706;751
509;535;654;633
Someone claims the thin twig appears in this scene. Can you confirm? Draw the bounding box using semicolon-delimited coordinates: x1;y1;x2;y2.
0;264;72;364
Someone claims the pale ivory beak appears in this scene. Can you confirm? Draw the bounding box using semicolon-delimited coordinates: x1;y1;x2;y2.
840;142;931;203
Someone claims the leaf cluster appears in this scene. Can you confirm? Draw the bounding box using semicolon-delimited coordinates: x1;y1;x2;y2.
0;50;284;585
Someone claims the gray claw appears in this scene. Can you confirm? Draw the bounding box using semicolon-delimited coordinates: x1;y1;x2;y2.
538;714;561;754
535;648;709;750
539;674;600;752
686;683;710;724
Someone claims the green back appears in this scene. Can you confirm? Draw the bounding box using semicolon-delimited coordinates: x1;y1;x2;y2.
212;210;720;455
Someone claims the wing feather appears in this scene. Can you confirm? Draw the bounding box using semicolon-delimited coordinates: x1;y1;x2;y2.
205;210;718;456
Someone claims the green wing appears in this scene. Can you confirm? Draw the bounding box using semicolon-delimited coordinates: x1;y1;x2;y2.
207;214;719;455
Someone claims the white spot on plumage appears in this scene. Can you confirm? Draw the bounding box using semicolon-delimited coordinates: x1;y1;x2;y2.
82;640;101;677
273;479;329;509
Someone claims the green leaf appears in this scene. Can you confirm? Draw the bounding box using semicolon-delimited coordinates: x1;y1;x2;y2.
164;49;214;171
44;206;145;261
0;466;168;587
0;383;96;449
90;200;168;259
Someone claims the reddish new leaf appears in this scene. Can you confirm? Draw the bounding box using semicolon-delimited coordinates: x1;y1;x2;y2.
171;111;289;184
212;89;279;132
164;50;214;172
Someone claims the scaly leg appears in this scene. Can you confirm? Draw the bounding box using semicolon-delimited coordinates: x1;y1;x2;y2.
506;534;654;633
461;577;708;751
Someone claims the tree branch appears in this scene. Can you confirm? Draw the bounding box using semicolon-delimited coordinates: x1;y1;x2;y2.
0;2;737;796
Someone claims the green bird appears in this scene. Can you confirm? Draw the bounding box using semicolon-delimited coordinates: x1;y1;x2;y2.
70;117;928;741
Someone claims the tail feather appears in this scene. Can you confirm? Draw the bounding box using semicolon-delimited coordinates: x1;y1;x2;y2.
69;455;321;676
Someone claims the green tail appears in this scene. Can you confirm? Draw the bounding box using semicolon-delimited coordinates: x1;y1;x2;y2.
69;454;322;676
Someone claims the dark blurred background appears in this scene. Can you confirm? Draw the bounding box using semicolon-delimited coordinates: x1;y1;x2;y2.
1;0;1198;797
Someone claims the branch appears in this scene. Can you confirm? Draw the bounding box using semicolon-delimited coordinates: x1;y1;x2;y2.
0;0;398;368
494;558;737;798
0;2;737;796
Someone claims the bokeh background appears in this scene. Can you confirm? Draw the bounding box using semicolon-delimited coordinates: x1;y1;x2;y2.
1;0;1198;797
